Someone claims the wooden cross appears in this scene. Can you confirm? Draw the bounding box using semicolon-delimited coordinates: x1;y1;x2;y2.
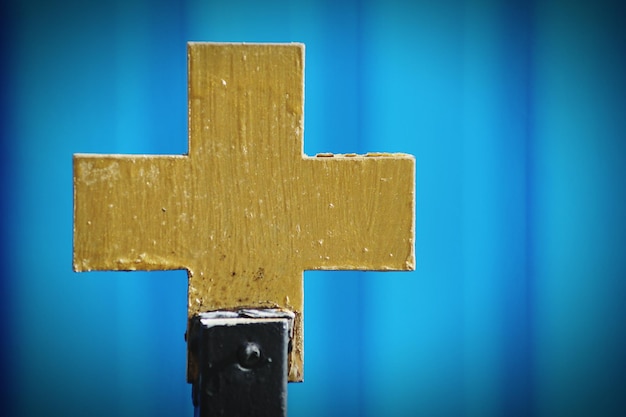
73;43;415;382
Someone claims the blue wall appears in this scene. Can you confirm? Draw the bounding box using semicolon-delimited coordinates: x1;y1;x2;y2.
1;0;625;416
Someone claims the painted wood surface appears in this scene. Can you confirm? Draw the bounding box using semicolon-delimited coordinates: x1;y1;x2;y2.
73;43;415;382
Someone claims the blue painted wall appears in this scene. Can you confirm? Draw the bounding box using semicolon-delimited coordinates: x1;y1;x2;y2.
1;0;625;416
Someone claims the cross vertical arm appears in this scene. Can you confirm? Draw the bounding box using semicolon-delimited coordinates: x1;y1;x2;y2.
185;43;308;382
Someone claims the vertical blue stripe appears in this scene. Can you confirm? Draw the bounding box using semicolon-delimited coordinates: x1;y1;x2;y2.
533;0;626;415
496;1;534;415
0;1;16;415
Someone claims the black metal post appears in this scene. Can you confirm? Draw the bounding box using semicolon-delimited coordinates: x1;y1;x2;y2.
189;310;293;417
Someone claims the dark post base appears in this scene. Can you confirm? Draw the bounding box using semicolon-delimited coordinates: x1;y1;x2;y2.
189;310;294;417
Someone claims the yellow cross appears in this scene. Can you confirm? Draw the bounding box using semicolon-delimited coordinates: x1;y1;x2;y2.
73;43;415;382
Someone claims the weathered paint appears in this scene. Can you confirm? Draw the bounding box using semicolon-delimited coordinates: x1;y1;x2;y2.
73;43;415;382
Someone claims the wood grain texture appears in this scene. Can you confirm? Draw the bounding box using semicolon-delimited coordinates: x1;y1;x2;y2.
73;43;415;382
